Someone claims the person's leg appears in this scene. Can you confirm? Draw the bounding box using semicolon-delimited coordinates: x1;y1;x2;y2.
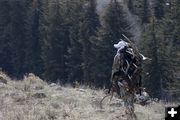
121;88;137;120
126;92;137;120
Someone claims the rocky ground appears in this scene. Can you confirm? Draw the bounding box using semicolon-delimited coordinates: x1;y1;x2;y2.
0;72;178;120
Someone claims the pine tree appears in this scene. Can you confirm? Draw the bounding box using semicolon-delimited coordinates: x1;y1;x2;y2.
24;0;43;76
41;0;68;83
0;0;14;75
9;1;29;78
79;0;100;85
65;1;84;84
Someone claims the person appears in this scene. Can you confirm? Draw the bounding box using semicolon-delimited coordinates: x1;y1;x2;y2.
111;40;142;87
111;39;141;120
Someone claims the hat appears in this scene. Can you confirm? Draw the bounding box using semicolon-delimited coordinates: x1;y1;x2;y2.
114;39;129;50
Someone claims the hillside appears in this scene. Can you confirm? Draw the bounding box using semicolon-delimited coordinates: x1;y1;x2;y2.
0;72;176;120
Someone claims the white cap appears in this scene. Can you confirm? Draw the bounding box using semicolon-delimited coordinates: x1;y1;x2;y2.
114;40;129;50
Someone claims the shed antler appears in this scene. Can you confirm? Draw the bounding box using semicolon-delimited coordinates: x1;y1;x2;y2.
122;34;140;56
122;34;152;61
100;83;119;108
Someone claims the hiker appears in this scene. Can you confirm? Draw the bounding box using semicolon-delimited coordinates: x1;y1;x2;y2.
111;40;142;88
110;39;143;120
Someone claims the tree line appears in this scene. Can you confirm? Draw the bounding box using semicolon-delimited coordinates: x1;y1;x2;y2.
0;0;179;99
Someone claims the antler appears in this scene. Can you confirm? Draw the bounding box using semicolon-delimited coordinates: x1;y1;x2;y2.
122;34;140;56
122;34;151;61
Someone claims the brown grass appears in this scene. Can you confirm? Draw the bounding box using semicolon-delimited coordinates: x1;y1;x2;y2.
0;72;178;120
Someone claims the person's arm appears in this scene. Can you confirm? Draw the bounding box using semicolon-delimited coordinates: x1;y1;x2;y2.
110;53;122;82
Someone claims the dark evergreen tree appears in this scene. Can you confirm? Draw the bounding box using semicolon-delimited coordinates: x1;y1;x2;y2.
79;0;100;85
41;0;69;83
9;1;29;78
65;1;84;84
24;0;43;76
0;0;13;75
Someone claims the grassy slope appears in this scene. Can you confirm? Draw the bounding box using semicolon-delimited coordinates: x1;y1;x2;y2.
0;72;177;120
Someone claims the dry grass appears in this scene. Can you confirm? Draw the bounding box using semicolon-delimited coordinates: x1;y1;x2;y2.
0;72;178;120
